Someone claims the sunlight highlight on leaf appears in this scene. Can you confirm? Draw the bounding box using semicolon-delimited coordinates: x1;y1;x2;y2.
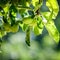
46;0;59;19
45;20;59;43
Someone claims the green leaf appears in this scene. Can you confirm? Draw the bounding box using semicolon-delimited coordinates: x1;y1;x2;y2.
37;21;44;29
0;30;7;38
22;24;28;31
45;20;59;43
9;4;17;17
36;15;44;29
3;23;11;32
11;24;19;33
25;27;30;46
46;0;59;19
34;0;43;12
33;26;43;35
19;0;26;7
33;15;44;35
32;0;42;7
3;3;9;14
32;0;39;7
41;12;52;20
19;9;26;15
23;17;33;25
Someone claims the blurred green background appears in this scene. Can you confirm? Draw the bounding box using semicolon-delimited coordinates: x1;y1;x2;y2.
0;0;60;60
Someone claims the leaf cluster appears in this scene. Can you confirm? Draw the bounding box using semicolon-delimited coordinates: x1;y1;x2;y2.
0;0;59;46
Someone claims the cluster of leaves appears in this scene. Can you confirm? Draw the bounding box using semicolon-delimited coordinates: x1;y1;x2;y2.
0;0;59;46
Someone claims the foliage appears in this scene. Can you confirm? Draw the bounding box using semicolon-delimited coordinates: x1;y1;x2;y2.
0;0;59;46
